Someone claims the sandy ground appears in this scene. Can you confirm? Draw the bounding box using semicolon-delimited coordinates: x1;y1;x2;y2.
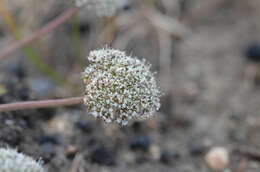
1;0;260;171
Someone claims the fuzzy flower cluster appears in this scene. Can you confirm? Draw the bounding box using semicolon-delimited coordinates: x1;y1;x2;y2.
75;0;127;17
0;148;45;172
82;48;161;125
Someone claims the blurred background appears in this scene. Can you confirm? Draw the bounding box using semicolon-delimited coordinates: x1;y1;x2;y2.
1;0;260;171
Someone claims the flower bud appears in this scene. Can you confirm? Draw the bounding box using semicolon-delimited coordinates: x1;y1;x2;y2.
82;48;161;125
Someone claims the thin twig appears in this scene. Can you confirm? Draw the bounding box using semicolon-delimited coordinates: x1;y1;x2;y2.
143;7;190;38
0;97;83;112
0;6;80;60
69;154;82;172
236;146;260;161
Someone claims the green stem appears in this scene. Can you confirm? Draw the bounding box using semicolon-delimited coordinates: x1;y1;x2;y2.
71;17;85;67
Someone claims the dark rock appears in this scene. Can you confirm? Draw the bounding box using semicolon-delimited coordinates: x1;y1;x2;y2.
129;136;151;151
0;129;22;146
160;150;180;164
245;42;260;63
42;142;55;154
40;135;59;145
75;120;93;133
122;4;131;11
131;122;142;133
91;145;116;166
135;155;149;164
188;142;206;156
79;23;90;35
20;115;35;128
66;145;78;159
37;108;56;121
18;87;30;101
18;119;29;129
41;142;55;162
88;137;99;146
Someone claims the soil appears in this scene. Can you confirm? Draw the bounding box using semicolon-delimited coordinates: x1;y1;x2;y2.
1;0;260;171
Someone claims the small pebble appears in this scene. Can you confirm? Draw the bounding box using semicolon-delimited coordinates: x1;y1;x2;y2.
41;142;55;162
18;119;29;129
38;108;56;121
131;122;142;132
40;135;59;145
66;145;78;159
48;115;73;135
245;42;260;63
41;142;55;154
123;151;135;164
0;130;22;146
79;23;90;35
122;4;131;11
91;145;116;166
129;136;151;151
160;150;180;164
205;147;229;171
18;87;30;101
149;144;161;161
188;142;206;156
5;119;14;126
75;120;93;133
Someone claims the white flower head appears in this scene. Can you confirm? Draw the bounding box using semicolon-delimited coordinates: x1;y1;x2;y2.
82;48;161;126
75;0;128;17
0;148;45;172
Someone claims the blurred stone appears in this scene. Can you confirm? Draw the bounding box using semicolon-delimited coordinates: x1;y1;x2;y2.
131;122;142;132
66;145;78;159
91;145;116;166
123;151;135;164
4;119;14;126
47;114;74;135
0;129;22;146
75;120;93;133
129;136;151;151
188;138;211;156
149;144;161;161
42;142;55;154
40;135;59;145
188;142;206;156
245;42;260;63
17;87;30;101
160;150;180;164
79;22;90;36
205;147;229;171
41;142;55;162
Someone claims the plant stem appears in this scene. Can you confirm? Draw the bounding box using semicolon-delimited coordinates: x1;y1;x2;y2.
0;2;69;85
71;16;85;68
0;6;80;60
0;97;84;112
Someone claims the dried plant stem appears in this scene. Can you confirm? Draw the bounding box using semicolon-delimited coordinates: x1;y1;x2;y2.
0;2;69;84
0;6;80;60
0;97;83;112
